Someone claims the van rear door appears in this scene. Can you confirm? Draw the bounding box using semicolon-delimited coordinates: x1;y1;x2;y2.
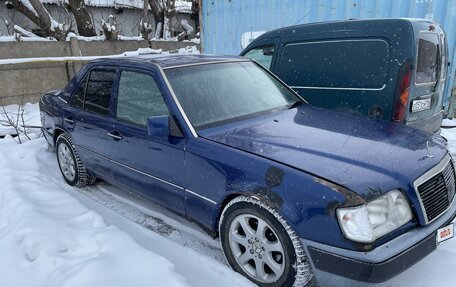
407;28;447;132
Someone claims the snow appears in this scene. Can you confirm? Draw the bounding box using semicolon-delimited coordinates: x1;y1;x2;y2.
0;36;16;42
118;35;144;41
18;0;39;16
0;139;189;287
0;103;256;287
0;103;41;138
1;103;455;287
65;32;106;42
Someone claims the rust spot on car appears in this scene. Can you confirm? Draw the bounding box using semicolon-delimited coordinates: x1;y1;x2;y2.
243;166;286;209
265;166;284;188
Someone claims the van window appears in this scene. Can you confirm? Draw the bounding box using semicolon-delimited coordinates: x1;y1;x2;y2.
276;39;388;89
416;33;439;84
243;46;274;69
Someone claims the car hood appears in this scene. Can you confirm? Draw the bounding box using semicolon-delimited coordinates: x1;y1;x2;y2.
199;105;447;198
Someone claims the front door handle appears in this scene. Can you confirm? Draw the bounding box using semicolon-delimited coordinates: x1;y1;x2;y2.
108;131;123;141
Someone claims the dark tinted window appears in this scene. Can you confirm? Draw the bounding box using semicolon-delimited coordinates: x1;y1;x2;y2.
84;69;117;115
116;71;168;127
165;62;298;129
416;33;439;84
69;76;87;109
243;46;274;69
276;40;389;89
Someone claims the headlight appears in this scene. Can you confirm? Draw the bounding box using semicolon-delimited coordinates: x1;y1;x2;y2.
336;190;413;243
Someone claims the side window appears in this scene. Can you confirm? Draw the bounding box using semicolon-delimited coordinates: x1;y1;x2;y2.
116;70;169;127
416;33;439;84
69;75;87;109
243;45;274;69
84;69;117;115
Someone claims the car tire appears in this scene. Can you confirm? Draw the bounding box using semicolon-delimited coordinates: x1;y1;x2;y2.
219;196;314;287
56;133;91;188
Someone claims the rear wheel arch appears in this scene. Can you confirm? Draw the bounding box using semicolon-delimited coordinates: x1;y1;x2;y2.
53;128;65;145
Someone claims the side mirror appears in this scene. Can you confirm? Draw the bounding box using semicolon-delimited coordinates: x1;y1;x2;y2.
147;115;185;138
147;115;169;137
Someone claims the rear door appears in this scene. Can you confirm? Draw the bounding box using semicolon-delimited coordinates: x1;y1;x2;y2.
64;67;118;181
408;30;446;125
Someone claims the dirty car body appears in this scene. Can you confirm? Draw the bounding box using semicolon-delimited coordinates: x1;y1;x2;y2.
39;55;456;286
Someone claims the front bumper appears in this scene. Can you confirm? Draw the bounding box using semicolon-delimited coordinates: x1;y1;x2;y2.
302;201;456;285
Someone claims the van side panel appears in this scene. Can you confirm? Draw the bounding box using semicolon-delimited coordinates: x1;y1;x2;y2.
271;20;414;121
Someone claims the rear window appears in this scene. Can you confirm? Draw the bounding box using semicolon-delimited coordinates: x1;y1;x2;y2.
416;32;439;84
276;39;389;89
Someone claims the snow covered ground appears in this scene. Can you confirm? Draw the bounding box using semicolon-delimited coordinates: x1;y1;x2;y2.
0;103;455;287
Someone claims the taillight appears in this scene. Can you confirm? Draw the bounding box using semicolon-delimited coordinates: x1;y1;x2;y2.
393;69;411;123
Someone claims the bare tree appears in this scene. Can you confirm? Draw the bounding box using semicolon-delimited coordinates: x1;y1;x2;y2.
10;0;67;40
0;99;33;144
101;14;117;40
140;0;152;39
68;0;96;37
149;0;175;40
9;0;97;40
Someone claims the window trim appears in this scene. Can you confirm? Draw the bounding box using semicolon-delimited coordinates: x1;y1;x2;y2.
114;67;170;129
414;31;440;87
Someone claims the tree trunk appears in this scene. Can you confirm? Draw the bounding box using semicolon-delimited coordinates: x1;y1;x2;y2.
68;0;96;37
140;0;152;40
101;16;117;41
149;0;164;38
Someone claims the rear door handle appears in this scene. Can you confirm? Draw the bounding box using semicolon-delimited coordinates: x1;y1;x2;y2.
108;131;123;141
64;117;74;124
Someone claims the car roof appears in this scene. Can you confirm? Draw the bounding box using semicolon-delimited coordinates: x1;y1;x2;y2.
92;54;247;69
250;17;437;43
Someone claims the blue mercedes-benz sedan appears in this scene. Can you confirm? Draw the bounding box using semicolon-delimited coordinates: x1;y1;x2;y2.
39;55;456;287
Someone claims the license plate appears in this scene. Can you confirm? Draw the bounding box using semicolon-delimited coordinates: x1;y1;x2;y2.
436;223;454;244
411;98;432;113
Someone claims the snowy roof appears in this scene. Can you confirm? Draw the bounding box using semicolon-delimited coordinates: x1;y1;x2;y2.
40;0;193;13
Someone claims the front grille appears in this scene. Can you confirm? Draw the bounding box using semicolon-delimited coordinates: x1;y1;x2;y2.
417;159;456;223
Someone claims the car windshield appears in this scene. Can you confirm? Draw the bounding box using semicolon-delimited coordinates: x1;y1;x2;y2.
164;61;300;129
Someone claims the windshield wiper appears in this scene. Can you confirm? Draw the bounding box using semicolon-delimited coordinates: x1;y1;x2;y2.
288;100;304;109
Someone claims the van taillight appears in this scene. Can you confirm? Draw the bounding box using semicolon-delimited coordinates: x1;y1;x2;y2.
393;70;411;123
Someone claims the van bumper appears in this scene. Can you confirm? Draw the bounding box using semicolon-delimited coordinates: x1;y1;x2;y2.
406;110;444;134
301;201;456;285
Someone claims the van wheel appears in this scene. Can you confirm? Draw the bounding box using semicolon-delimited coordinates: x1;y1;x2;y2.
56;133;90;188
219;196;314;287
